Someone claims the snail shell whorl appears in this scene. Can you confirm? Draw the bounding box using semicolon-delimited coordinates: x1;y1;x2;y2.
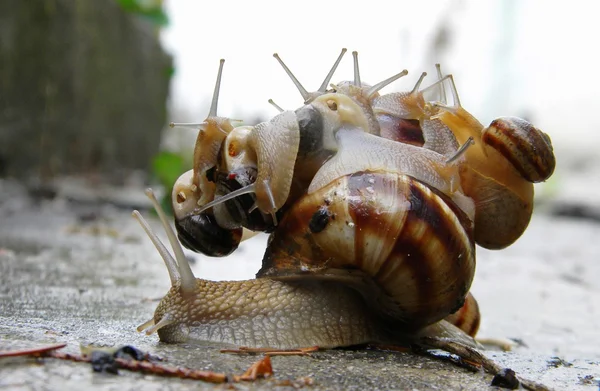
259;171;475;329
459;165;534;250
482;117;555;183
444;292;480;337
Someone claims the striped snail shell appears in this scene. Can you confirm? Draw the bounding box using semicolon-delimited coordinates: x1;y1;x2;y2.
259;170;476;329
444;292;480;337
171;170;242;256
482;116;555;183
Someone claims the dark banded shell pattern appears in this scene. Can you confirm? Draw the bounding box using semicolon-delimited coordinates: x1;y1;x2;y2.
483;117;555;183
444;291;480;337
259;170;475;329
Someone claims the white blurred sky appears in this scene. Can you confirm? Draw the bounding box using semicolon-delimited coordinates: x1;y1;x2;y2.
160;0;600;158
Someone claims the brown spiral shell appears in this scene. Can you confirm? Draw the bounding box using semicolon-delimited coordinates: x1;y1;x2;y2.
482;116;555;183
259;170;476;329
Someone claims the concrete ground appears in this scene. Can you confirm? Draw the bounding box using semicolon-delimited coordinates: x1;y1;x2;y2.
0;175;598;390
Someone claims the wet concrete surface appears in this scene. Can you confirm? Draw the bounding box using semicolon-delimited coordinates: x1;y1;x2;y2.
0;178;599;390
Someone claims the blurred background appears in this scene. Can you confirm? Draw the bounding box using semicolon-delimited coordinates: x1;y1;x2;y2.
2;0;597;182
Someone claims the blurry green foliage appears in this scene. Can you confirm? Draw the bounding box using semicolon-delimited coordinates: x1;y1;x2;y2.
152;151;186;213
165;64;176;79
115;0;169;26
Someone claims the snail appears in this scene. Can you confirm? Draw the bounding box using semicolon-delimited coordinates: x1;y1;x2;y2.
133;193;560;391
369;65;556;248
134;179;479;348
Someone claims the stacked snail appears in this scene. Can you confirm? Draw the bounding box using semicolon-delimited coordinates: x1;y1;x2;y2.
134;49;555;349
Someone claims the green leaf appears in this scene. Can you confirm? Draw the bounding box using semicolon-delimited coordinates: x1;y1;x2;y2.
115;0;169;27
152;151;184;189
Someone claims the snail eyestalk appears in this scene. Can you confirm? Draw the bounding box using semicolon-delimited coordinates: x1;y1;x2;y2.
446;137;475;165
261;179;278;226
197;183;257;214
435;64;447;104
169;122;208;131
352;51;361;87
425;74;461;110
132;210;181;285
209;59;226;117
420;74;452;98
143;188;197;296
366;69;409;99
317;48;348;94
268;99;284;113
275;48;347;103
273;53;310;102
448;74;461;107
411;72;428;94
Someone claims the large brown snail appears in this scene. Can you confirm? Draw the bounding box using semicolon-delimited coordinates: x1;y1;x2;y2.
134;51;555;389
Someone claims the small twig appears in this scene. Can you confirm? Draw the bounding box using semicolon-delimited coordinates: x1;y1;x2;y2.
420;338;554;391
0;343;67;358
46;350;227;383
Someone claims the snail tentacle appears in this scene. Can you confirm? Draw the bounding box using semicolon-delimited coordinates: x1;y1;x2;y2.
316;48;348;94
197;183;256;214
132;210;180;285
446;136;475;165
267;98;284;113
365;69;409;99
352;51;361;87
274;48;348;103
273;53;310;102
435;64;447;104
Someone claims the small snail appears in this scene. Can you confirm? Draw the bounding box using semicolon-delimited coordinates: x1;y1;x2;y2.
368;65;556;248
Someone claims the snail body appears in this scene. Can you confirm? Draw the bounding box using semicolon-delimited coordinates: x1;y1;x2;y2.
135;185;477;349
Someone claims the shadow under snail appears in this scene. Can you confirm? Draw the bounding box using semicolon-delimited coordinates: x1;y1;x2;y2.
134;50;555;390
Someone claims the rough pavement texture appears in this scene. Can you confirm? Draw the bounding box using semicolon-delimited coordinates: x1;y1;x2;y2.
0;178;598;390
